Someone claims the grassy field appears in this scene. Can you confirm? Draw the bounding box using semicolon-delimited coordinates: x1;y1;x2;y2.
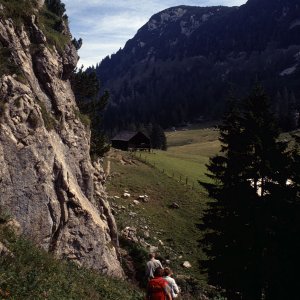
105;127;222;298
134;128;220;188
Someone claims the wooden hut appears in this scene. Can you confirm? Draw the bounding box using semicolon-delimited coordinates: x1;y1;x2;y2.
111;131;151;151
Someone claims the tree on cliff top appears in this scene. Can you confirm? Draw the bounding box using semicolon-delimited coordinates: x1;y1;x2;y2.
45;0;66;17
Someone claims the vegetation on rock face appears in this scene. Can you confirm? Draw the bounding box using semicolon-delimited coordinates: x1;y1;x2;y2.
0;0;37;24
0;45;20;78
200;85;300;299
45;0;66;18
0;0;70;79
38;3;69;52
36;99;56;131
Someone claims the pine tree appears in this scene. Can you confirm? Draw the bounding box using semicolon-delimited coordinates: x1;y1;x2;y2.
264;133;300;300
200;85;290;300
70;68;110;158
150;123;167;150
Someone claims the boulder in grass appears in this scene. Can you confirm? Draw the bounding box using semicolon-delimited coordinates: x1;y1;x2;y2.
170;202;180;209
182;261;192;268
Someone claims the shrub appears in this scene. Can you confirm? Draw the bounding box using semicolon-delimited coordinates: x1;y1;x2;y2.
36;99;56;131
45;0;66;18
38;7;69;53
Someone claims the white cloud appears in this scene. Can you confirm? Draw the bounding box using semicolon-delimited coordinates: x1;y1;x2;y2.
64;0;247;68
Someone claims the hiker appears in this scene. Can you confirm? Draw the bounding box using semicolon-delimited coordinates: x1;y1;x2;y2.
146;267;172;300
146;253;163;280
163;267;180;299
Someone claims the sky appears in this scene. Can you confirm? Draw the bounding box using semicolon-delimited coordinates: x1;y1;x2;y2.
63;0;247;68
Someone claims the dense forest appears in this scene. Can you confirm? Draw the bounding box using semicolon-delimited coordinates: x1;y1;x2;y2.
89;0;300;135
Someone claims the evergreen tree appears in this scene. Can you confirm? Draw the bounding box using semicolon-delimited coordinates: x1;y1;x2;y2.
45;0;66;17
150;123;167;150
264;133;300;300
70;67;110;158
200;85;290;300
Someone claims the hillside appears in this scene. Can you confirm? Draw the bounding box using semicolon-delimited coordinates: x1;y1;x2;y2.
104;128;222;299
92;0;300;132
0;219;143;300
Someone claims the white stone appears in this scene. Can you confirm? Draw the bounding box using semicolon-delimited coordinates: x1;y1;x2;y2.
182;261;192;268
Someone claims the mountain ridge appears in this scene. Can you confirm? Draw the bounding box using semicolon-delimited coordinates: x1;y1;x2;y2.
93;0;300;132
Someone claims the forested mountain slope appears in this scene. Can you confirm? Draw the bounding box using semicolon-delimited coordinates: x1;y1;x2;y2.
93;0;300;132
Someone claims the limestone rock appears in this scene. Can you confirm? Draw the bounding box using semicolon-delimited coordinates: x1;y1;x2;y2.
182;261;192;268
170;202;180;209
0;242;13;258
0;11;122;277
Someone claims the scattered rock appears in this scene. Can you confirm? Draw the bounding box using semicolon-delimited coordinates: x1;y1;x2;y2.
121;227;138;243
170;202;180;209
149;245;159;252
158;239;164;246
129;211;137;217
138;195;149;202
123;192;131;198
0;242;14;258
142;230;150;238
133;200;140;205
182;261;192;268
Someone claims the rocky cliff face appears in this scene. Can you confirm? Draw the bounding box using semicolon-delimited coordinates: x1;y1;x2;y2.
0;1;123;277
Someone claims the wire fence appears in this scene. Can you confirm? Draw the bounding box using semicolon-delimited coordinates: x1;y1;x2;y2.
131;152;200;191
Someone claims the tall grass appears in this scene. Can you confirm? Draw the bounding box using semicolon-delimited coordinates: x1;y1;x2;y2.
38;8;69;53
0;226;143;300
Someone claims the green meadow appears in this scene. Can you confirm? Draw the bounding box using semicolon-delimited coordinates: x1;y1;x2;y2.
135;128;220;188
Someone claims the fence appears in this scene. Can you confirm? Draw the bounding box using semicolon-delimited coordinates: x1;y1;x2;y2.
131;152;200;191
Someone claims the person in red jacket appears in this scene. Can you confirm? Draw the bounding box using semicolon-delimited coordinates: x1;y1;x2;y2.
146;267;172;300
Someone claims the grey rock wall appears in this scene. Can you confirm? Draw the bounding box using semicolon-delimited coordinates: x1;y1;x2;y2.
0;9;123;277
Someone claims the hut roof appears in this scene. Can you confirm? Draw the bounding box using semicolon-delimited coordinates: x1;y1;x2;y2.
111;131;148;142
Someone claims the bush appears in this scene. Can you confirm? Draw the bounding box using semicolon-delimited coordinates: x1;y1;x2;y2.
38;8;69;53
36;99;56;131
45;0;66;17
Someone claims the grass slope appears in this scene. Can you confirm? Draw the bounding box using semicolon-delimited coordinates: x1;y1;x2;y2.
0;226;143;300
105;127;222;298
